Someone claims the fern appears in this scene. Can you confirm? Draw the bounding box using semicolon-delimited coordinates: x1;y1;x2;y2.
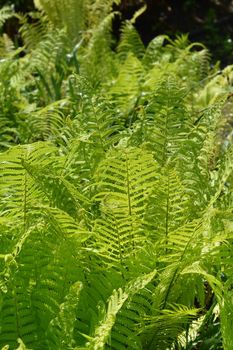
0;6;14;30
85;271;156;350
34;0;85;41
0;2;233;349
141;304;199;350
109;52;144;119
143;166;190;242
117;22;145;62
91;146;156;267
80;12;117;85
46;281;83;349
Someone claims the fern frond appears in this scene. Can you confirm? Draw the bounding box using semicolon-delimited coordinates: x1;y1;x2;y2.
0;3;232;348
196;64;233;107
18;28;71;104
168;34;190;50
110;52;144;117
0;142;57;218
140;76;190;164
24;101;66;142
91;146;157;266
94;146;157;205
19;12;49;51
174;98;228;217
0;34;17;59
195;49;212;80
144;167;190;242
74;94;121;154
142;35;167;69
0;277;38;348
0;6;14;30
80;12;117;84
219;295;233;350
86;0;121;28
46;281;83;349
84;271;156;350
34;0;85;41
140;303;199;350
117;22;145;62
209;145;233;209
0;222;84;348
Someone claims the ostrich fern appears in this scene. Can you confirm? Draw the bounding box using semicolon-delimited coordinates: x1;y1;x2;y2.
0;1;233;349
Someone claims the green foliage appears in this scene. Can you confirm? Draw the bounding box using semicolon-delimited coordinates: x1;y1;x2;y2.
0;1;233;349
0;6;14;31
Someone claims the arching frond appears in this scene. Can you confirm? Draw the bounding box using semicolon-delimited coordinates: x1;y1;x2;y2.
19;12;49;51
140;303;199;350
0;6;14;30
84;271;156;350
142;35;167;69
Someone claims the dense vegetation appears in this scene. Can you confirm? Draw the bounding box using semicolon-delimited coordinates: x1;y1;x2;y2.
0;1;233;349
1;0;233;66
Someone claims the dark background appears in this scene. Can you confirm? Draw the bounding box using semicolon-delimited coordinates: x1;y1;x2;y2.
1;0;233;66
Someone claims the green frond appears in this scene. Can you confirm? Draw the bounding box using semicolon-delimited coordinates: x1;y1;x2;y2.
173;98;229;217
142;35;167;69
75;95;121;153
209;145;233;209
94;146;157;213
46;281;83;349
169;34;191;50
0;221;85;348
0;275;38;348
141;303;199;350
181;263;223;300
172;46;211;87
196;64;233;107
22;101;66;142
139;76;190;164
0;34;16;59
0;59;23;150
0;2;232;349
34;0;85;41
21;149;92;218
86;0;120;29
84;271;156;350
91;146;157;267
73;270;124;347
15;28;72;104
0;6;14;31
144;167;190;242
80;13;117;84
117;22;145;62
219;276;233;350
19;12;50;51
0;142;57;219
195;48;212;80
38;206;89;239
110;53;144;117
